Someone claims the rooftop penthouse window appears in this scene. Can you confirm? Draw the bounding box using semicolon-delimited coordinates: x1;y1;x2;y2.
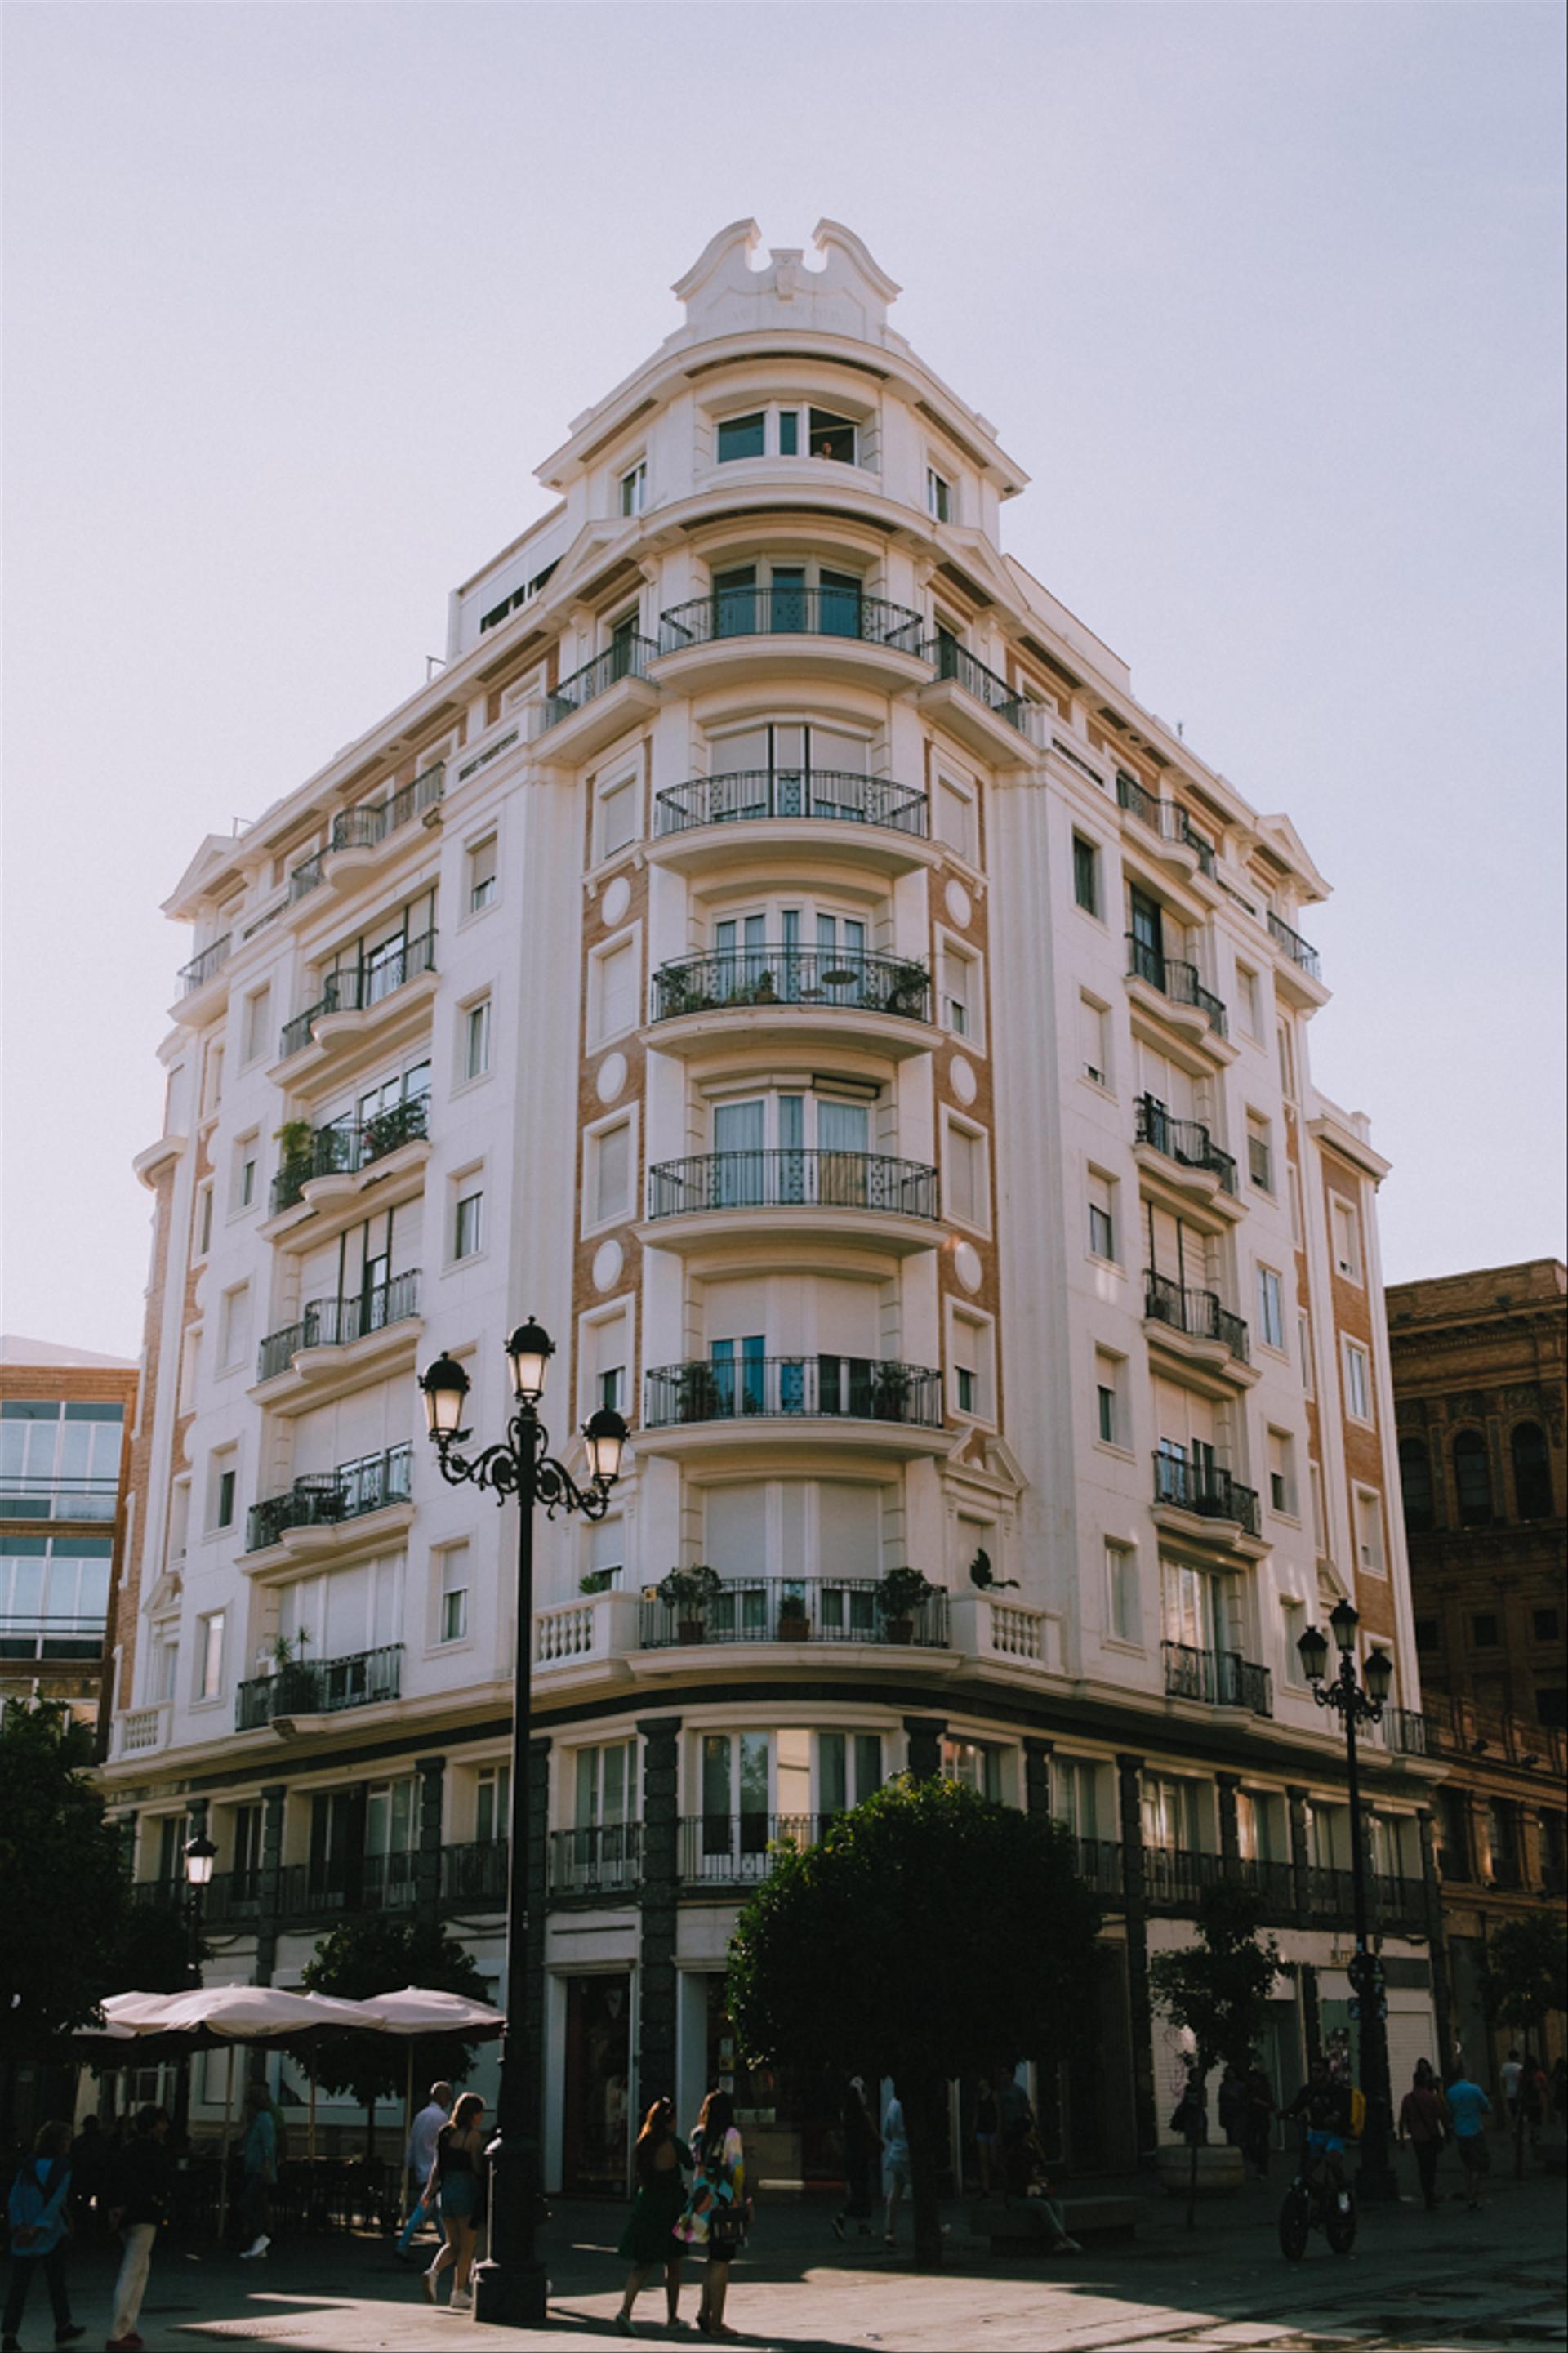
715;405;859;466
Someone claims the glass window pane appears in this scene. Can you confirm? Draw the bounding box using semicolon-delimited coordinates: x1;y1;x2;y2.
819;1731;847;1816
717;414;765;462
702;1734;732;1818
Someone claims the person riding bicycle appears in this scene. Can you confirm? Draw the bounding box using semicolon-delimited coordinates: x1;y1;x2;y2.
1284;2058;1353;2206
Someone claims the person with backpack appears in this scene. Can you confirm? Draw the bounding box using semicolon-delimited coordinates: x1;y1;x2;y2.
105;2105;176;2353
3;2119;85;2351
1397;2061;1450;2213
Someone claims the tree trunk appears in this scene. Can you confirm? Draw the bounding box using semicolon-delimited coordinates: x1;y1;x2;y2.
906;2070;948;2270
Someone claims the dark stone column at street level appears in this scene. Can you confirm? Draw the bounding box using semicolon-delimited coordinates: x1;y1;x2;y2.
1418;1807;1455;2077
637;1718;680;2116
415;1755;446;1923
1286;1785;1312;1930
1216;1773;1241;1877
255;1783;287;1984
903;1717;945;1782
1301;1962;1322;2070
1116;1754;1157;2156
1022;1737;1054;1820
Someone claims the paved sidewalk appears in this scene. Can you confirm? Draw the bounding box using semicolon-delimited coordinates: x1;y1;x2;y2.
10;2159;1564;2352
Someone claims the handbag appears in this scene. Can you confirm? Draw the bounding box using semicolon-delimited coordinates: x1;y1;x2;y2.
707;2198;750;2250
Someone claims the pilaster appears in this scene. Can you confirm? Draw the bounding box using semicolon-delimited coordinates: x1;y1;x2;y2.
1116;1753;1156;2155
255;1781;287;1984
416;1754;447;1923
638;1717;681;2112
1022;1736;1054;1819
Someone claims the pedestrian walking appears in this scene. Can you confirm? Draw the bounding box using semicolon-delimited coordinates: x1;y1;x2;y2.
1218;2065;1247;2147
1443;2066;1492;2210
675;2088;747;2342
422;2093;488;2311
237;2084;276;2258
394;2079;452;2262
997;2071;1036;2201
103;2104;176;2353
881;2089;911;2248
832;2077;882;2240
3;2120;84;2353
1243;2062;1276;2181
1397;2062;1449;2212
1500;2048;1523;2123
614;2097;692;2336
972;2078;1000;2198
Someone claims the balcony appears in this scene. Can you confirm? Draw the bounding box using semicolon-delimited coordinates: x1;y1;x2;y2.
278;929;437;1063
1125;937;1230;1045
1073;1838;1126;1903
1144;1847;1227;1911
255;1271;421;1388
327;764;445;871
201;1869;265;1927
1134;1095;1238;1201
649;945;932;1058
550;1823;642;1899
538;636;661;758
679;1813;831;1889
1152;1451;1263;1540
1267;911;1328;1006
1143;1270;1251;1368
1161;1639;1274;1718
1306;1866;1426;1936
176;934;232;1006
650;767;931;876
244;1442;413;1556
658;586;926;684
288;853;325;903
113;1702;172;1758
639;1575;950;1651
0;1612;108;1663
441;1839;511;1911
646;1149;939;1255
270;1095;430;1216
916;639;1040;765
1116;773;1216;878
645;1355;942;1437
274;1851;419;1923
235;1642;402;1731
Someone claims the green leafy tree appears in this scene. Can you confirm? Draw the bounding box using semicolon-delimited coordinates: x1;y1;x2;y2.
299;1914;492;2151
1479;1914;1567;2173
727;1776;1102;2267
1149;1881;1281;2226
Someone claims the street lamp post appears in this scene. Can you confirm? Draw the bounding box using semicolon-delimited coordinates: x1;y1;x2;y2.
1298;1599;1399;2202
420;1319;626;2329
173;1833;218;2138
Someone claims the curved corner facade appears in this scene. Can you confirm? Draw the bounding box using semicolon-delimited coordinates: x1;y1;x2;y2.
108;219;1443;2190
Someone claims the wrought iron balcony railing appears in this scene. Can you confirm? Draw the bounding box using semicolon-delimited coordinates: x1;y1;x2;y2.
236;1642;402;1731
1143;1846;1227;1910
549;1822;643;1896
440;1839;511;1910
270;1094;430;1214
679;1813;831;1885
543;635;660;729
245;1442;413;1553
330;764;445;852
1125;937;1228;1036
648;1149;939;1223
640;1575;949;1651
1152;1451;1262;1537
177;934;231;996
654;767;929;840
1162;1639;1274;1718
1134;1096;1237;1193
1116;773;1216;875
926;635;1033;731
279;929;437;1058
651;945;930;1024
256;1271;421;1383
1143;1271;1250;1361
645;1355;942;1430
659;587;925;657
1267;909;1322;978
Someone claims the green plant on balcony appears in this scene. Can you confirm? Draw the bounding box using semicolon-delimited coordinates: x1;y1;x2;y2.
658;1562;724;1643
869;1362;914;1421
777;1584;812;1642
883;960;929;1018
579;1569;615;1596
271;1626;315;1709
658;969;713;1019
273;1116;316;1204
876;1565;936;1643
675;1361;724;1423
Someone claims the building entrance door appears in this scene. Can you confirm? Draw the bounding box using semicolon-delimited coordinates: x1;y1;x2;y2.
562;1974;631;2196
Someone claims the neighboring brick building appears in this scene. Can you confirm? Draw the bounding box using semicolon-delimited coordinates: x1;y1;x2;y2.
1;1335;137;1728
1387;1259;1568;2082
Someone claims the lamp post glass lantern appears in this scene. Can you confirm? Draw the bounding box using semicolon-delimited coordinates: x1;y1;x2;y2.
420;1321;626;2328
1299;1607;1399;2202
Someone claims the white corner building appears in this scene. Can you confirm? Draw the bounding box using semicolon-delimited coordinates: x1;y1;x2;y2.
107;221;1443;2189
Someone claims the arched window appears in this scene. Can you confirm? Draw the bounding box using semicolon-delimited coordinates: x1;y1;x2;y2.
1453;1430;1492;1528
1398;1434;1435;1533
1511;1423;1553;1522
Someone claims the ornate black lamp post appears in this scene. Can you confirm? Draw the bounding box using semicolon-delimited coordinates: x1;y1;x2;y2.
420;1319;626;2328
172;1833;217;2137
1298;1598;1398;2202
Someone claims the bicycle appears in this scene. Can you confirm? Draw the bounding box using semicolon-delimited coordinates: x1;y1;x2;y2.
1278;2128;1357;2260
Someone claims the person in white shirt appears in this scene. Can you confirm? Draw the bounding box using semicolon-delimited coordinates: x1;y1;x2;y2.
882;2092;911;2248
396;2081;454;2260
1500;2050;1523;2118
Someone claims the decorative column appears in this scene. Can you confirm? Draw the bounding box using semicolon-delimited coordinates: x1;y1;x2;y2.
1418;1807;1456;2078
1216;1773;1241;1878
1287;1785;1312;1928
637;1718;680;2115
1117;1754;1156;2155
903;1716;946;1781
416;1754;447;1923
1022;1736;1054;1820
254;1782;287;1983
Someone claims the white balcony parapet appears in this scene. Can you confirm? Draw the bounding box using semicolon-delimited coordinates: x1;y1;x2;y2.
534;1590;639;1669
118;1703;172;1757
947;1593;1062;1670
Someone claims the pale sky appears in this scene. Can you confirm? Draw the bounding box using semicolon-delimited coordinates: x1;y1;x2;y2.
4;2;1565;1361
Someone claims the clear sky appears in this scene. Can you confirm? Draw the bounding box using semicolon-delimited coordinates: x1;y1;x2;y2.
4;2;1564;1360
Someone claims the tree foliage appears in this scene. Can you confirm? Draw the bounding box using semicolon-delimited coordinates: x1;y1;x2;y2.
298;1914;492;2115
1479;1914;1568;2038
0;1701;158;2058
726;1776;1102;2266
1148;1880;1281;2083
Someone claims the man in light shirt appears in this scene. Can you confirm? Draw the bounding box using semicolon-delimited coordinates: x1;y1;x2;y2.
396;2081;454;2261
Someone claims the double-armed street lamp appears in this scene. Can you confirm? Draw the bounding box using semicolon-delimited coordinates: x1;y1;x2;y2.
420;1318;627;2329
1297;1598;1398;2202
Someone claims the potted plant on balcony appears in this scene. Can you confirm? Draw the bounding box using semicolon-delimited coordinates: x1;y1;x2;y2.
272;1627;314;1710
883;959;929;1018
869;1362;914;1422
658;1563;723;1644
875;1566;935;1645
675;1361;724;1424
273;1116;315;1207
777;1584;812;1642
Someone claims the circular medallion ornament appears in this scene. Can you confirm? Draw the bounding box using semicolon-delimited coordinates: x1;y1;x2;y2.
591;1240;624;1293
944;878;973;929
950;1054;978;1107
596;1052;628;1104
954;1241;983;1295
601;876;632;927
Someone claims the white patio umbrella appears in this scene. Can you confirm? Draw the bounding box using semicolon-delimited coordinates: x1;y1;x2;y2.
362;1988;506;2217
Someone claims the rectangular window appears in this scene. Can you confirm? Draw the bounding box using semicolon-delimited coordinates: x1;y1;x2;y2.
241;1157;256;1209
1236;965;1261;1040
1281;1598;1307;1686
808;408;857;464
585;1516;624;1592
1107;1541;1140;1643
1472;1611;1499;1647
594;940;638;1043
464;998;491;1081
940;944;973;1036
598;1365;625;1414
233;1133;259;1212
1088;1171;1116;1262
1534;1607;1560;1642
950;1310;992;1423
216;1467;236;1531
1344;1340;1371;1422
1267;1428;1296;1517
592;1121;632;1225
243;985;272;1065
197;1186;214;1256
1072;835;1100;916
927;467;951;522
1276;1020;1297;1100
935;775;976;862
475;1763;510;1847
942;1738;1002;1801
1257;1266;1285;1351
619;459;647;516
1079;992;1111;1089
717;412;766;463
598;773;638;862
1355;1488;1385;1575
439;1544;469;1644
1414;1617;1439;1649
1247;1116;1273;1192
1331;1197;1361;1282
956;1367;975;1413
218;1283;250;1372
467;834;497;914
196;1609;225;1700
454;1188;484;1261
945;1119;986;1229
